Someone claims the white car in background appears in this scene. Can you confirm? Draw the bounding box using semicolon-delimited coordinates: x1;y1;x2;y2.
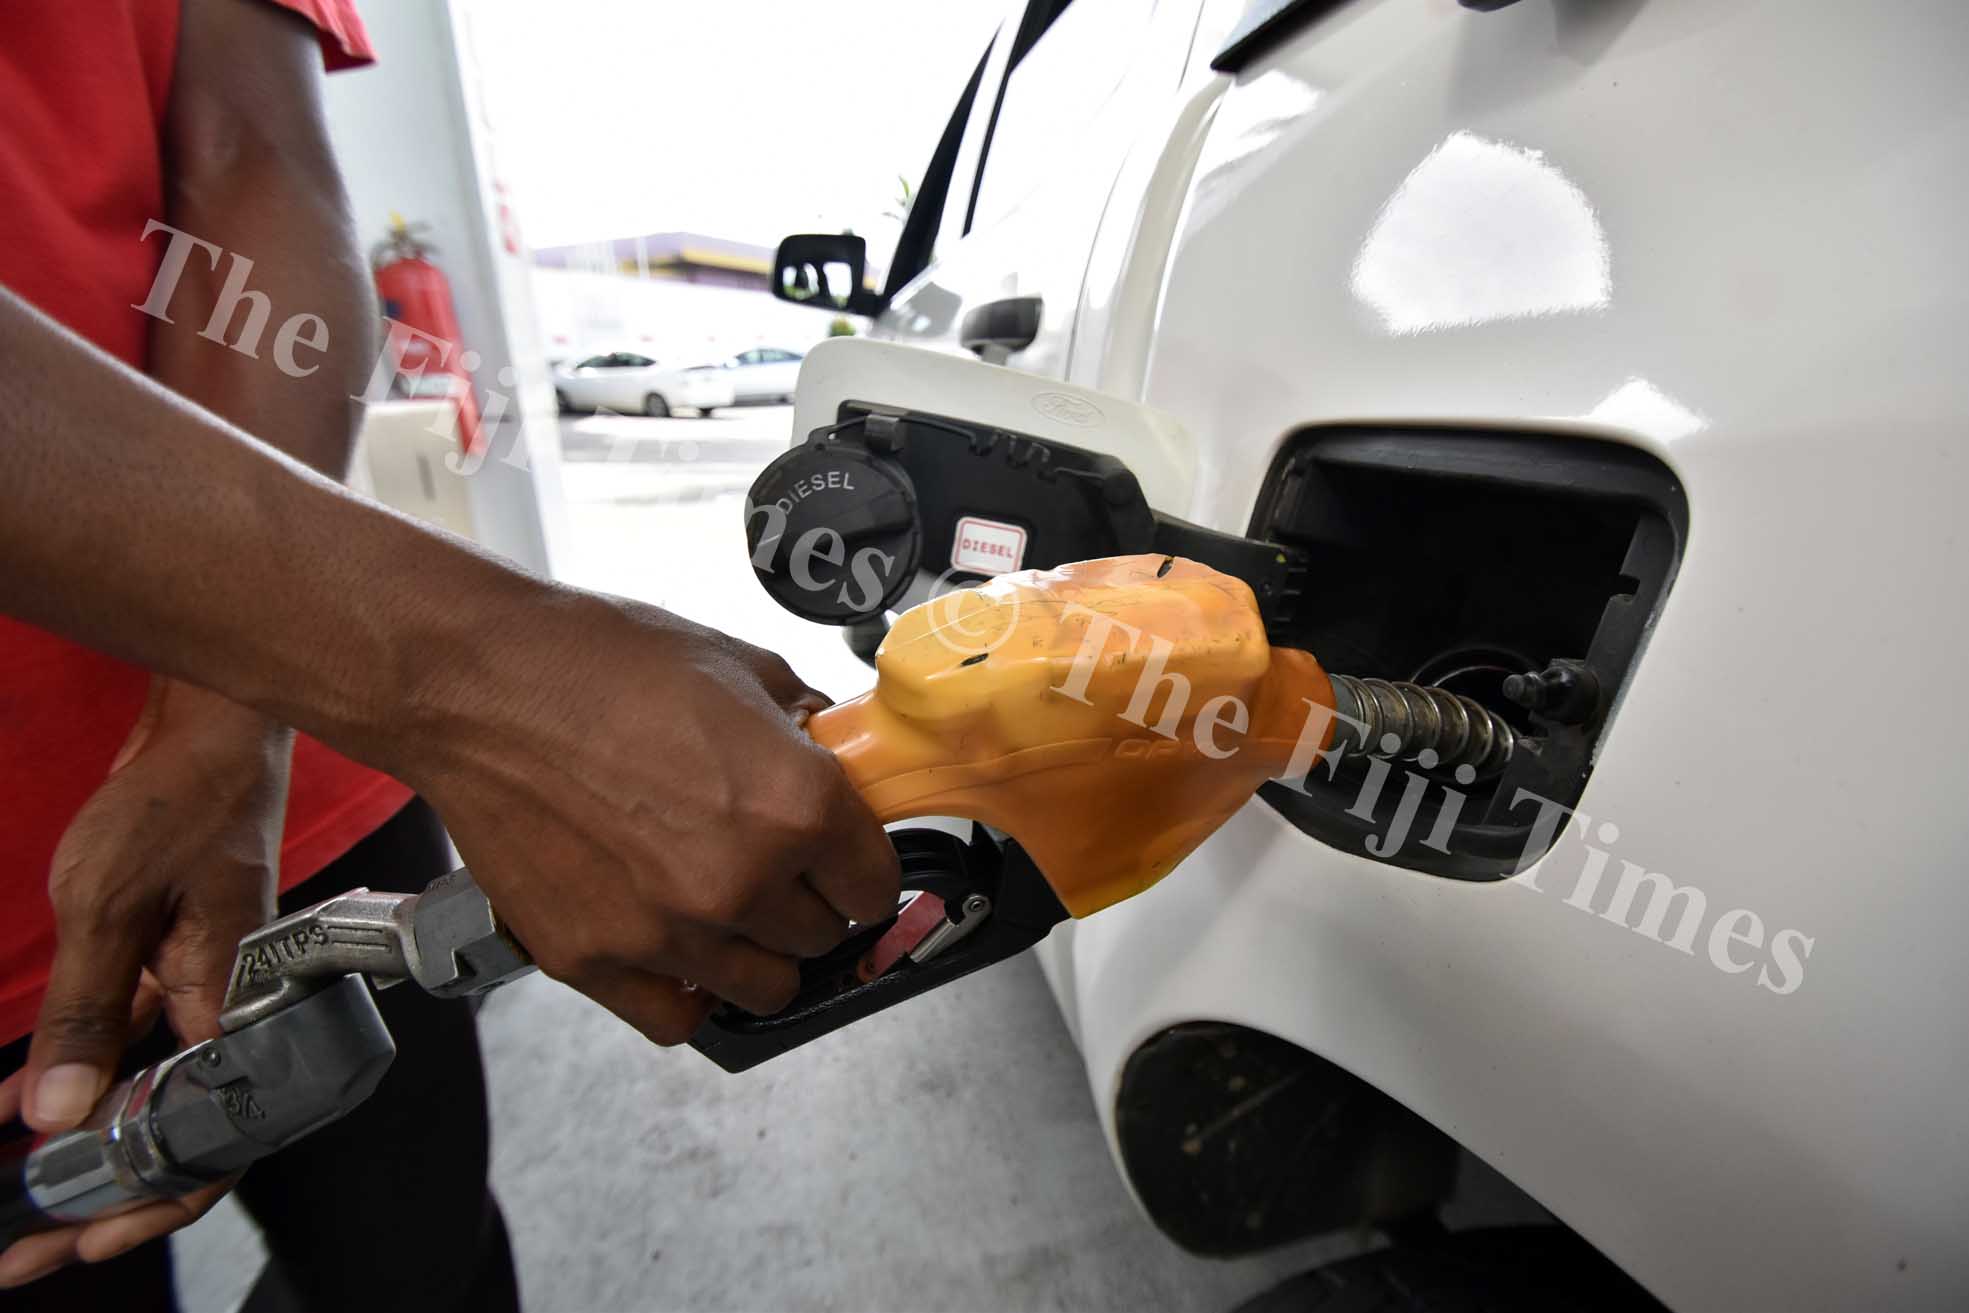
552;350;735;417
769;0;1969;1308
691;347;804;404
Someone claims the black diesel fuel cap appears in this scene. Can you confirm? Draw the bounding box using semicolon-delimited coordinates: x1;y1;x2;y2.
744;423;921;624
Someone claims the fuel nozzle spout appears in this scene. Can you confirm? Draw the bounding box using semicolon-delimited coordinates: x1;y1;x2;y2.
1326;674;1517;779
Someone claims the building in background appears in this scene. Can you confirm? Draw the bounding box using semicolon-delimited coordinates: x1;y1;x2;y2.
535;231;773;291
530;230;877;368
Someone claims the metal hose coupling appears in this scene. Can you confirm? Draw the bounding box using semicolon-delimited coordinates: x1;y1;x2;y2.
1328;675;1517;779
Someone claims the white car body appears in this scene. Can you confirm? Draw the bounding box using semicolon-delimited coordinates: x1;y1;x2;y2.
711;347;806;404
552;350;735;415
813;0;1969;1307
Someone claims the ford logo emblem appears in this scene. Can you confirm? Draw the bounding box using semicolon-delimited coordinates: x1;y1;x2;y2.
1031;391;1103;428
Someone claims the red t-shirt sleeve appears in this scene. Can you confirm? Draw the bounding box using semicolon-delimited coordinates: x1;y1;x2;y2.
259;0;376;71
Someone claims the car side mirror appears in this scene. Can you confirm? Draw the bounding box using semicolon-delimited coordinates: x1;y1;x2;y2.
773;233;883;316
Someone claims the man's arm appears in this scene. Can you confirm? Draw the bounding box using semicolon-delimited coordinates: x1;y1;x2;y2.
153;0;377;477
0;281;508;767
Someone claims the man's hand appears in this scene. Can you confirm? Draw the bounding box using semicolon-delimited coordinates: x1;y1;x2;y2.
0;1004;233;1289
409;593;901;1044
0;679;288;1286
21;680;287;1130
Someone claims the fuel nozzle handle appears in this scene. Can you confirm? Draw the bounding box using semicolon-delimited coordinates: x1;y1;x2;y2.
2;869;533;1251
218;867;533;1031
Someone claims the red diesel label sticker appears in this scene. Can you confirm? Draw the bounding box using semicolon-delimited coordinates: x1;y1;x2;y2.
951;516;1027;575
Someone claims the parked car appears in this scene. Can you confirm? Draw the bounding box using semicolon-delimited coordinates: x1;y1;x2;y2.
552;350;734;417
689;347;804;405
768;0;1969;1309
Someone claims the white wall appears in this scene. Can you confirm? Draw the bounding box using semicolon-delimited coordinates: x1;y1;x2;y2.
318;1;567;576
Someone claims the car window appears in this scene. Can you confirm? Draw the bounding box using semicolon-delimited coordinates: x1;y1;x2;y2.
575;355;609;369
620;354;655;368
969;0;1153;235
886;43;993;300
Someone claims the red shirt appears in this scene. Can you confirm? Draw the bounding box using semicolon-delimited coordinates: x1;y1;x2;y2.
0;1;409;1045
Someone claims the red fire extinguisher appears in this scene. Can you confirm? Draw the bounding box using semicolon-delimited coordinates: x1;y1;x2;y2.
371;214;485;455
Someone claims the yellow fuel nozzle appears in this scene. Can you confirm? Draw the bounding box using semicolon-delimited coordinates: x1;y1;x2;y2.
693;554;1524;1070
809;555;1339;917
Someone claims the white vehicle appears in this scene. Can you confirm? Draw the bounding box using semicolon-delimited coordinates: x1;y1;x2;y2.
768;0;1969;1308
552;350;735;417
692;347;805;405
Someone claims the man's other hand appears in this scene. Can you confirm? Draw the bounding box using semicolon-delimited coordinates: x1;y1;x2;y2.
22;680;286;1131
0;679;286;1286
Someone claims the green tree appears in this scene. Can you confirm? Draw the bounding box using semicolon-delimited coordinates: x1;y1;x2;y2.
883;174;916;225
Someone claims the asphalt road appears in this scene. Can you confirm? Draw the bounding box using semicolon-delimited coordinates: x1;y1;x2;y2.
557;406;793;476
